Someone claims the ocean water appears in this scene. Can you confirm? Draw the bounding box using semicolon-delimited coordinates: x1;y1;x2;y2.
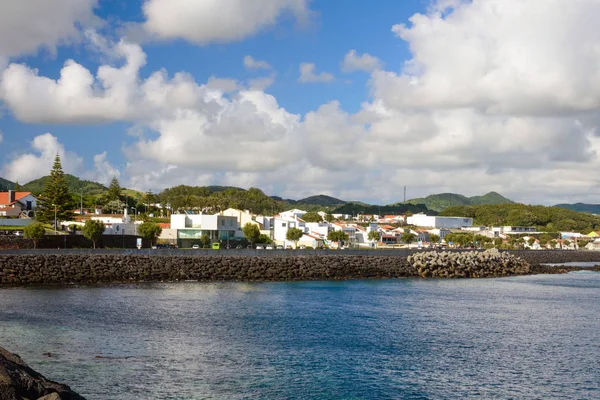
1;273;599;399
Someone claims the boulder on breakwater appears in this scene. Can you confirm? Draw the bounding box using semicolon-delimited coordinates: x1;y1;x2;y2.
0;345;85;400
408;249;531;278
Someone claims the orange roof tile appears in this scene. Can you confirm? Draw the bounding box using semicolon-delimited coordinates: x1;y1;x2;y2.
0;192;33;205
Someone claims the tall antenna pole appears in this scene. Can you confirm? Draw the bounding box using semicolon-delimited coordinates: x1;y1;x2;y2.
404;186;406;203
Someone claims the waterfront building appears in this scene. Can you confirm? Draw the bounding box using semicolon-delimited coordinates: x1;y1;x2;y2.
406;213;473;229
171;212;237;247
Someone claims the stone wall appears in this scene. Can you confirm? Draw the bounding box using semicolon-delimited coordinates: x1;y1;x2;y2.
0;250;598;286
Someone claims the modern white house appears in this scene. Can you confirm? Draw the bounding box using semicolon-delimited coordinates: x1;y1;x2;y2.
171;212;238;247
407;213;473;229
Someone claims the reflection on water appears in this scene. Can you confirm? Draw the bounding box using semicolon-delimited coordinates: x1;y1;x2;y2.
1;273;600;399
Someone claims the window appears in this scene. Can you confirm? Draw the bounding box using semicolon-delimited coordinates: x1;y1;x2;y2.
229;219;233;226
221;220;225;226
282;223;287;227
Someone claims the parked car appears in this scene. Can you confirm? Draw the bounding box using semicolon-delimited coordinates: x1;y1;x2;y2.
236;245;243;249
192;245;200;249
266;245;274;250
256;245;264;250
276;245;284;250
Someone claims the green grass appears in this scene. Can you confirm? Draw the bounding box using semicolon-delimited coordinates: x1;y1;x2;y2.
0;226;26;231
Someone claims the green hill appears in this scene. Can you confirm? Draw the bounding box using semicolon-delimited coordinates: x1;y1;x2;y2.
404;191;514;212
296;195;346;206
440;203;600;232
0;177;15;191
333;202;432;216
555;203;600;215
22;174;108;196
469;191;514;205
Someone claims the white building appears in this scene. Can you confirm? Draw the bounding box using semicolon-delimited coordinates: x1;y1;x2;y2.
171;212;238;247
279;209;307;220
492;226;537;234
427;228;452;240
297;233;325;249
304;222;330;237
272;217;306;247
407;213;473;229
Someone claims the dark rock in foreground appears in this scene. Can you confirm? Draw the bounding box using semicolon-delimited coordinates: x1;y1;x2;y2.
0;346;85;400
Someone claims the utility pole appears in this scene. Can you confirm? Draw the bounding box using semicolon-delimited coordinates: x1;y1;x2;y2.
404;186;407;203
80;193;83;215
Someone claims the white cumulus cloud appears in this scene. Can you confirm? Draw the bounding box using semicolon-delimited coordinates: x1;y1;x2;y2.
5;0;600;206
0;0;98;59
2;133;120;186
244;55;272;70
298;63;334;83
143;0;311;44
341;50;382;73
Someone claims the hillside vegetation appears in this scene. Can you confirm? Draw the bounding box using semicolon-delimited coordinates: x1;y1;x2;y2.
555;203;600;215
158;185;283;215
440;203;600;233
23;174;108;196
0;178;14;191
332;202;431;216
405;191;514;212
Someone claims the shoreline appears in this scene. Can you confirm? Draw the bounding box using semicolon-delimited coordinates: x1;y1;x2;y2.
1;250;599;287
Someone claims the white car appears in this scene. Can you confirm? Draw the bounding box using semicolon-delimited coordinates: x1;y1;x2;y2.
255;245;264;250
192;245;200;249
266;245;274;250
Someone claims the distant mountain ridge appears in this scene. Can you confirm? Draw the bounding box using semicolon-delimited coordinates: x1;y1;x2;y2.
404;191;514;212
0;177;15;191
555;203;600;215
0;174;512;215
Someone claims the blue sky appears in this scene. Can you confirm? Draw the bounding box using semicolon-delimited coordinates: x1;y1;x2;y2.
1;0;600;205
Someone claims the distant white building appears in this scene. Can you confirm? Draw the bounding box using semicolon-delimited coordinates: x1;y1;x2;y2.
407;213;473;229
279;209;307;220
492;226;537;234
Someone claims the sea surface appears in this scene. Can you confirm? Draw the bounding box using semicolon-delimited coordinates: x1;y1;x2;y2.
1;273;599;399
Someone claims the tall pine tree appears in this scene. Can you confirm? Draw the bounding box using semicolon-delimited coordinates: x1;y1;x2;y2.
36;154;75;224
107;176;122;201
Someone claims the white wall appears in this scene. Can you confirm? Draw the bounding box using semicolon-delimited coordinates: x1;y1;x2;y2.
170;214;237;231
408;214;473;228
0;219;31;227
304;222;330;237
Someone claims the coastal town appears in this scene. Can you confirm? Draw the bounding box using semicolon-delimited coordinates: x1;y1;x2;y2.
2;187;600;251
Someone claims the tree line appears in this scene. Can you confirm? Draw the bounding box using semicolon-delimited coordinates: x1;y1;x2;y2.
440;203;600;233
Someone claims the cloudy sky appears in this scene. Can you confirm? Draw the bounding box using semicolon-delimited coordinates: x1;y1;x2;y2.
1;0;600;205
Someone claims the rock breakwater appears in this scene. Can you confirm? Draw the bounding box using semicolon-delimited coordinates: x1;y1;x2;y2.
408;249;530;278
0;252;534;286
0;345;85;400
